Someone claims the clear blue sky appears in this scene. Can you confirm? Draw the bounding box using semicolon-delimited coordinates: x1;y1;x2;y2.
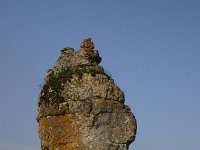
0;0;200;150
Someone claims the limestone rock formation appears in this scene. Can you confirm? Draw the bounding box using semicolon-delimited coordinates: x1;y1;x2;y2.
37;38;137;150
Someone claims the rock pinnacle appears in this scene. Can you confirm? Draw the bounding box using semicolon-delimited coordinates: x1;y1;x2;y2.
37;38;137;150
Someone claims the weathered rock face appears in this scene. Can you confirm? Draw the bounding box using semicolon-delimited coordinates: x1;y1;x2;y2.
37;38;137;150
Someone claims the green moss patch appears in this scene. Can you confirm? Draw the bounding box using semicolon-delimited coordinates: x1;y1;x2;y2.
40;66;111;105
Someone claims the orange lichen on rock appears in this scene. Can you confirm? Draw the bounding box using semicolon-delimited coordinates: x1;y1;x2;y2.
39;116;81;150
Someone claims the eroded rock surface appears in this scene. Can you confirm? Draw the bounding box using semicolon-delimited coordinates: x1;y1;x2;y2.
37;38;137;150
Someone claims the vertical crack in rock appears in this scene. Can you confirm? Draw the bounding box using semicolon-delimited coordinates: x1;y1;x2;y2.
37;38;137;150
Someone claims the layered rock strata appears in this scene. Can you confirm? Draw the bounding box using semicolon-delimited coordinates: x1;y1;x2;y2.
37;38;137;150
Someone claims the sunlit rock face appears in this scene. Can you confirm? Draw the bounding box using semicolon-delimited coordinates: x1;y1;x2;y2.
37;38;137;150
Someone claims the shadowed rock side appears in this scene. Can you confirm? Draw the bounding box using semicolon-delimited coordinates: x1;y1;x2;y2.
37;38;137;150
